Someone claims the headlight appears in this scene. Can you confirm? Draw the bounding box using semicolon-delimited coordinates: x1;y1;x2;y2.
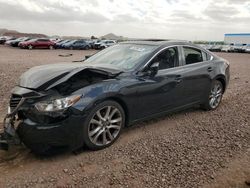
35;95;81;112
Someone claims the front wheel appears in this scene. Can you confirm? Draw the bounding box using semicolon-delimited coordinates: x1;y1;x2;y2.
28;45;33;50
201;80;223;110
82;100;125;150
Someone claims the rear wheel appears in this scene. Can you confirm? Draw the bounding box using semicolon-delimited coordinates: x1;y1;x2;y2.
201;80;223;110
85;45;90;50
82;100;125;150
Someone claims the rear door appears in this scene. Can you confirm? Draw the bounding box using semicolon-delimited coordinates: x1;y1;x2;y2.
73;41;80;48
178;46;214;104
37;39;48;48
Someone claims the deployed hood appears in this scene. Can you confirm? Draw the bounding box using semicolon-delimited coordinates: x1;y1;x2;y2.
19;63;122;91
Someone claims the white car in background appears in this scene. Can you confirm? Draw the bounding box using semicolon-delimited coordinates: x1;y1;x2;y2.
233;44;246;53
244;44;250;53
221;45;234;52
99;40;116;49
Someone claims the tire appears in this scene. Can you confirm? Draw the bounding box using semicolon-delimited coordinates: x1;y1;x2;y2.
82;100;125;150
49;45;54;50
28;45;33;50
85;46;90;50
201;80;223;110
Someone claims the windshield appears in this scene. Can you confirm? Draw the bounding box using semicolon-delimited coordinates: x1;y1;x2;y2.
27;39;37;42
67;40;76;44
85;44;157;71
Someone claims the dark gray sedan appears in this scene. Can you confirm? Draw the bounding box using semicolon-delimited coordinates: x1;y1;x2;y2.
1;40;230;155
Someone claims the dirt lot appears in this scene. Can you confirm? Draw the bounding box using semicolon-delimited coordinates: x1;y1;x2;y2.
0;45;249;188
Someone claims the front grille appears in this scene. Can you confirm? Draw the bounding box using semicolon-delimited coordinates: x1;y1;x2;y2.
9;94;22;111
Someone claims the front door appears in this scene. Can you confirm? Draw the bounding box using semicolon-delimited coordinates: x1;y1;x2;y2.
135;46;186;118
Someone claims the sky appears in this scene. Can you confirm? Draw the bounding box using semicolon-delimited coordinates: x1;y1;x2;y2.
0;0;250;41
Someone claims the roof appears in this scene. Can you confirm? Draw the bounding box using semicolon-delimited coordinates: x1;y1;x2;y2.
225;33;250;36
121;40;192;46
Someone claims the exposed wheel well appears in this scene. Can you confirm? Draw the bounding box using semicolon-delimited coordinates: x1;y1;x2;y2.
215;77;226;93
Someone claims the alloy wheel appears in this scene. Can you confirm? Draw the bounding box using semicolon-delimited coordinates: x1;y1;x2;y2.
209;82;223;109
88;106;122;146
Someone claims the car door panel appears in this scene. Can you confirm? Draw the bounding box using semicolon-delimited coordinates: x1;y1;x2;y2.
179;46;214;104
174;62;212;105
37;40;43;48
135;67;186;119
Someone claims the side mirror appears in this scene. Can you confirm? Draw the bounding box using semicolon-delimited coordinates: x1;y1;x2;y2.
137;62;159;77
148;62;159;76
85;55;92;59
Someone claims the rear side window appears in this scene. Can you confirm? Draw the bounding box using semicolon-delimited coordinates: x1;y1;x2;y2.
38;39;49;42
202;51;213;61
183;47;203;65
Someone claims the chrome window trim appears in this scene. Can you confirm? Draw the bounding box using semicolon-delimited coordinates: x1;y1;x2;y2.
182;45;214;62
141;44;214;71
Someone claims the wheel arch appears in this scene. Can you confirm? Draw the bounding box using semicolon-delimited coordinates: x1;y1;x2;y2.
103;96;130;127
214;75;226;93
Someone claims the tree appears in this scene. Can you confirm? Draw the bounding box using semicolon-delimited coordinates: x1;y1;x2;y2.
91;35;98;39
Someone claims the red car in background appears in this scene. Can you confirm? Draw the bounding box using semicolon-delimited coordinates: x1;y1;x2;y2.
19;38;55;49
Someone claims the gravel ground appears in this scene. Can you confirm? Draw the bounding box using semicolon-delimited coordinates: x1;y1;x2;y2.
0;45;249;187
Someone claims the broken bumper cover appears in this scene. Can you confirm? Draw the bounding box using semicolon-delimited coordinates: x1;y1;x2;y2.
0;116;20;151
0;114;86;154
17;115;86;153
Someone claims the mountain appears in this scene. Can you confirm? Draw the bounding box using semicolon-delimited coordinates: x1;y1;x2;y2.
101;33;127;41
0;28;129;40
0;28;47;38
0;28;18;35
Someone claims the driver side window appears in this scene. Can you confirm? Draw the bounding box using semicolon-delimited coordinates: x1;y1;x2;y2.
151;47;179;70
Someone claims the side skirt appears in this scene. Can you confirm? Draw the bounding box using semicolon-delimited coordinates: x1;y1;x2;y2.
128;101;201;126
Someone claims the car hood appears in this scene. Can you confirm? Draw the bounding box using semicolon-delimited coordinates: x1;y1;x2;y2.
19;63;122;91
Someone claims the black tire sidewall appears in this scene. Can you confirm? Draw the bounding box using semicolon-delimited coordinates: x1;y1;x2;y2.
202;80;223;110
82;100;125;150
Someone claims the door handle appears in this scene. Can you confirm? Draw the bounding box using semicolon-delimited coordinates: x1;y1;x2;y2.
175;75;182;83
207;67;213;72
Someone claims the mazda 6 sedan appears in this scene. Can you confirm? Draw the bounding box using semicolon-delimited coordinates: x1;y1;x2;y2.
1;41;230;155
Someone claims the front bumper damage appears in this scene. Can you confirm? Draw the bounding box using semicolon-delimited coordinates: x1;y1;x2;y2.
0;87;86;154
0;114;21;151
0;108;86;154
0;97;25;151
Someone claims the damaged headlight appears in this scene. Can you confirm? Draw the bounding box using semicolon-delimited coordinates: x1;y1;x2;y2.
35;95;81;112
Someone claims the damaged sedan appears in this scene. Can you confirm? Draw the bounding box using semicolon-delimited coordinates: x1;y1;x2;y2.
0;41;230;155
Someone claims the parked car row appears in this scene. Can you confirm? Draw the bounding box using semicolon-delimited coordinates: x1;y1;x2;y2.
0;36;117;50
19;38;56;49
0;36;17;44
198;44;250;53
